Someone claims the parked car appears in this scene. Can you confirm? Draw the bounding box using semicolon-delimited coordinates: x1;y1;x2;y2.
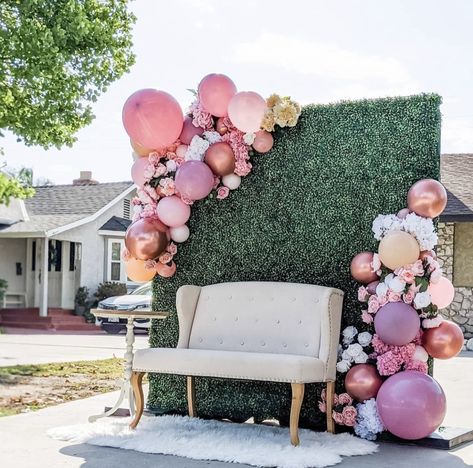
97;282;152;334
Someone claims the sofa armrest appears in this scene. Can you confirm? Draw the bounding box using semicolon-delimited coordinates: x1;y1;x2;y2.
318;289;344;381
176;285;202;348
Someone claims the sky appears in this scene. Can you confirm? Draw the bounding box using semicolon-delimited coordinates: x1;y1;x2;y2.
2;0;473;185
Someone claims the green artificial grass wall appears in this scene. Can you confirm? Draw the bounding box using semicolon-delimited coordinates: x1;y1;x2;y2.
148;93;441;427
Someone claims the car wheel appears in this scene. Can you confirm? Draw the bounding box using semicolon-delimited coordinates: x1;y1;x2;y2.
102;324;123;334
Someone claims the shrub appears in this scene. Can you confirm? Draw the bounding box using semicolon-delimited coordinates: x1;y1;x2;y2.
94;282;127;303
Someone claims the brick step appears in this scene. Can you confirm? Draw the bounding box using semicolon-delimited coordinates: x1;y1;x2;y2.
0;316;53;324
1;321;54;330
52;323;100;331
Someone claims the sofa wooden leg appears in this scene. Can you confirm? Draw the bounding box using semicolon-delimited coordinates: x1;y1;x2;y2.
290;383;305;446
187;376;196;417
326;381;335;434
129;371;145;429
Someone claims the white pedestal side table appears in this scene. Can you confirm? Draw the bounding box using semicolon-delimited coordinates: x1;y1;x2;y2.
88;308;168;423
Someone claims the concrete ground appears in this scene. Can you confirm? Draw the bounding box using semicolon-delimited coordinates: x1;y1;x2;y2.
0;329;149;366
0;352;472;468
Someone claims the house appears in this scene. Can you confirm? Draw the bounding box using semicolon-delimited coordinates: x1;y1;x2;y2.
438;153;473;338
0;171;135;317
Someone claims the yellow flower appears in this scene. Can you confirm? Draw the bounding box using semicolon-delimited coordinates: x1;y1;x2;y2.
260;109;276;132
266;93;282;109
273;101;299;127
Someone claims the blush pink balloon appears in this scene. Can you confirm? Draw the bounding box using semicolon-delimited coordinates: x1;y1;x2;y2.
428;276;455;309
131;156;150;187
156;195;191;228
374;302;420;346
175;161;214;201
122;89;183;149
198;73;237;117
228;91;267;133
179;116;204;145
252;131;274;153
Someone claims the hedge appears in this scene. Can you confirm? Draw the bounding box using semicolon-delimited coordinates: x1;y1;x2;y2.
148;93;441;428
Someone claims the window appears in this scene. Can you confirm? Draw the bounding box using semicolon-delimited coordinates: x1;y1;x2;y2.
69;242;76;271
107;239;125;282
453;223;473;287
32;240;36;271
123;198;131;219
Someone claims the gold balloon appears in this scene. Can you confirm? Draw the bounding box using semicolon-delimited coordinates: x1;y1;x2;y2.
204;142;235;176
407;179;447;218
378;231;420;270
350;252;378;284
125;258;156;283
423;320;464;359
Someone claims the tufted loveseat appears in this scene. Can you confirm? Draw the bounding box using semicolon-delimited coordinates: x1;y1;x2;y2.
130;281;344;445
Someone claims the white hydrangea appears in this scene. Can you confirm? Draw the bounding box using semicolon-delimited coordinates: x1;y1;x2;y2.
357;331;372;347
353;351;369;364
336;359;352;373
342;326;358;345
414;291;432;309
342;349;352;362
346;343;364;358
354;398;385;440
372;214;402;240
203;131;222;144
185;135;210;161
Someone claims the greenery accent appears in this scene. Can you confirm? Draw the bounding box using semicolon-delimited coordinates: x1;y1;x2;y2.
148;94;441;427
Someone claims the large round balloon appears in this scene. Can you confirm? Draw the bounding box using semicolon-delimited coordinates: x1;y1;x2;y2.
125;218;169;260
228;91;267;133
350;252;378;284
423;320;464;359
175;161;214;201
252;130;274;153
130;139;154;157
179;116;204;145
204;142;235;176
131;156;150;187
122;89;183;149
345;364;383;401
198;73;237;117
428;276;455;309
377;371;446;440
407;179;448;218
125;258;156;283
156;195;191;228
378;231;420;270
374;302;420;346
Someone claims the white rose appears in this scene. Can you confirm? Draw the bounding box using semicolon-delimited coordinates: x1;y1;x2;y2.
346;343;363;358
376;282;389;297
354;351;369;364
422;316;443;329
358;332;372;347
389;275;406;293
336;360;352;373
414;291;432;309
342;350;353;362
342;326;358;345
165;160;177;172
413;345;429;362
203;131;222;144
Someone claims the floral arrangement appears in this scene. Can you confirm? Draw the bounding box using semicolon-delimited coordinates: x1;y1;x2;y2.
354;398;385;441
318;389;357;427
336;326;372;373
120;74;301;282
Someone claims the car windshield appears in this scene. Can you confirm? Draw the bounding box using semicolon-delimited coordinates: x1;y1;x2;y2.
132;283;152;296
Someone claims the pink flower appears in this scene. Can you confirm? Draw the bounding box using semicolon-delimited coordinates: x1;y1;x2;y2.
159;177;176;197
140;203;157;218
180;196;194;205
368;295;380;314
341;406;357;426
377;351;403;376
388;291;401;302
332;411;344;425
213;176;221;190
217;186;230;200
148;152;161;165
371;253;382;273
405;359;428;373
430;268;442;284
190;100;214;130
320;389;326;402
361;311;374;324
358;286;370;302
154;163;168;178
121;248;131;262
397;268;415;284
159;252;173;264
144;259;157;271
143;164;156;180
411;260;425;276
378;295;388;306
167;242;177;255
338;393;353;405
403;290;415;304
332;394;339;406
318;401;327;413
144;184;159;201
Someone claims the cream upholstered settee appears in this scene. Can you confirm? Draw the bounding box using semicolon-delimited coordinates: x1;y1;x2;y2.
130;281;344;445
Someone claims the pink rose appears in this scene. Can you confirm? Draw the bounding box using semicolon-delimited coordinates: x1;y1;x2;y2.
341;406;357;426
180;196;194;205
387;290;401;302
320;389;326;402
144;259;157;271
358;286;370;302
411;260;424;276
338;393;353;405
371;253;382;273
148;152;161;165
213;176;221;190
368;296;380;314
143;164;156;180
217;186;230;200
318;401;327;413
361;311;374;324
159;252;173;264
167;242;177;255
332;393;339;406
154;164;168;178
332;411;344;425
398;268;415;284
378;295;388;306
403;290;415;304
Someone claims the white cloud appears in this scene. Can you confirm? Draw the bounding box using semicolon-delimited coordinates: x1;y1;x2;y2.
442;117;473;153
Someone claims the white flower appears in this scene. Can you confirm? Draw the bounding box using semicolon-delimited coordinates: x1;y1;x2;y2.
354;351;369;364
422;316;444;328
346;343;363;358
165;160;177;172
357;331;372;347
342;350;353;362
132;204;143;215
372;214;402;240
337;344;344;359
185;135;209;161
414;291;432;309
389;275;406;293
413;345;429;362
336;360;352;373
354;398;385;440
243;132;256;145
203;131;222;144
342;326;358;345
376;282;389;297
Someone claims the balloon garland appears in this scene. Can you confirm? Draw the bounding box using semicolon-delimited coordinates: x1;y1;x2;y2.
121;74;301;282
320;178;463;441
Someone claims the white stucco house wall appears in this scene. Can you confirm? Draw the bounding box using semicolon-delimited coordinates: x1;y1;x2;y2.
0;172;136;316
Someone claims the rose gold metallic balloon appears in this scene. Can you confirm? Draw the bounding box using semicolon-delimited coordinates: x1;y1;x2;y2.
345;364;383;401
378;230;420;270
125;258;156;283
216;117;228;135
252;130;274;153
423;320;464;359
125;218;170;260
156;261;177;278
407;179;448;218
204;142;235;176
350;252;378;284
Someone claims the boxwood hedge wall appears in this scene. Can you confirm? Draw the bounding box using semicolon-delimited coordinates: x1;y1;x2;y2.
148;93;441;427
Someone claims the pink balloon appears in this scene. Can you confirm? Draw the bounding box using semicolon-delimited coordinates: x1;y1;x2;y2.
198;74;237;117
131;156;150;187
228;91;267;133
122;89;183;149
428;276;455;309
377;371;446;440
367;280;380;295
156;196;191;228
179;116;204;145
397;208;411;219
175;161;214;201
252;131;274;153
374;302;420;346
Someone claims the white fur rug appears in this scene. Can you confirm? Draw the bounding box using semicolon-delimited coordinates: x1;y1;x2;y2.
48;415;377;468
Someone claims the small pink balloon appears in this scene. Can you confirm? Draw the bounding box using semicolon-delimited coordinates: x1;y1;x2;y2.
156;196;191;228
198;74;237;117
170;225;190;243
179;116;204;145
228;91;267;133
122;89;183;149
428;276;455;309
367;280;380;295
176;144;188;159
397;208;411;219
175;161;214;201
252;130;274;153
131;156;150;187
